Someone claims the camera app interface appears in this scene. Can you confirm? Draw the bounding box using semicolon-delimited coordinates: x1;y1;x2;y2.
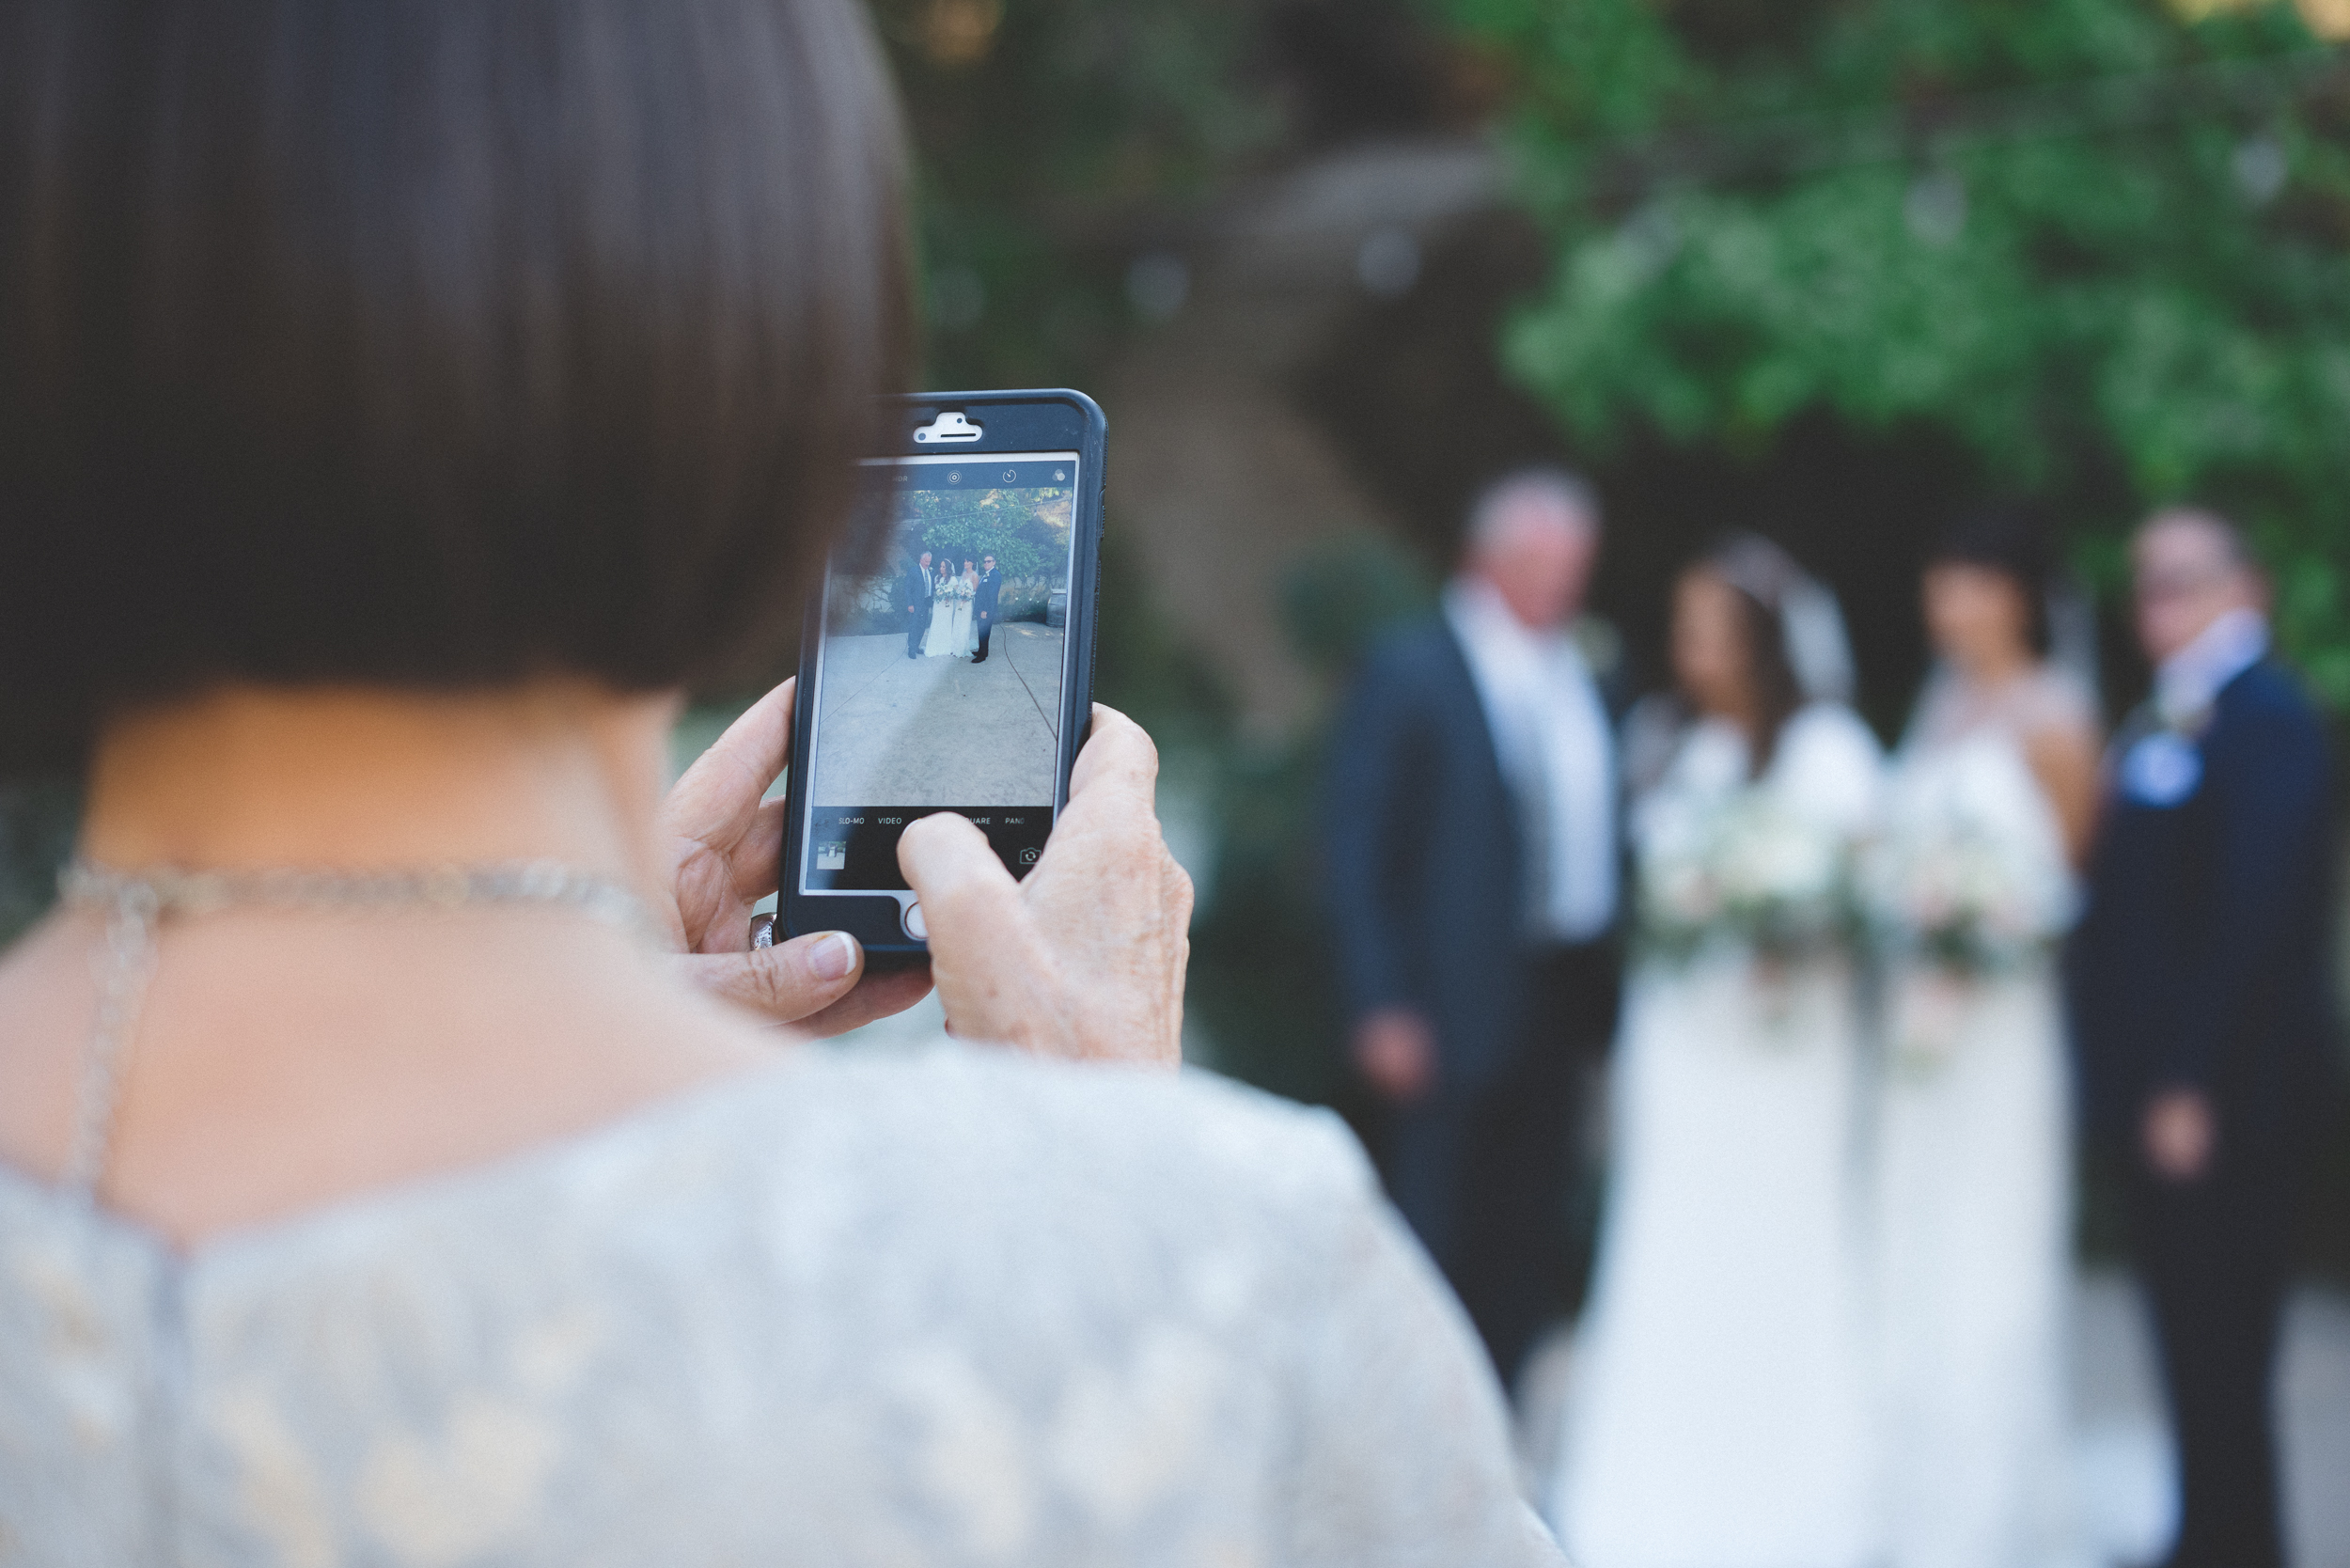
800;452;1078;892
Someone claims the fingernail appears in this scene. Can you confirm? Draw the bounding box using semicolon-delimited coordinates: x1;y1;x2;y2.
809;932;858;981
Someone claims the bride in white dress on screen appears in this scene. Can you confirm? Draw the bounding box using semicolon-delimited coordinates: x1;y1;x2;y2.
1866;509;2101;1568
920;559;969;658
1551;536;1883;1568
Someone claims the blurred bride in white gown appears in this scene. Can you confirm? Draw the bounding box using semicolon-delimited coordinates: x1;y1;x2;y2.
1865;508;2102;1568
1551;537;1883;1568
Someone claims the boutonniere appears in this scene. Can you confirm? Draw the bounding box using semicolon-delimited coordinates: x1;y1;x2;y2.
2116;705;2204;808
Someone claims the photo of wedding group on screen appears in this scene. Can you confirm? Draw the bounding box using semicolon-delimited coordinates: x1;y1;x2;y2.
800;456;1077;890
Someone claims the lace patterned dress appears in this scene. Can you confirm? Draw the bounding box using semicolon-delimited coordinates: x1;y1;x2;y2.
0;1042;1562;1567
1872;667;2092;1568
959;571;984;655
1550;703;1886;1568
921;571;964;657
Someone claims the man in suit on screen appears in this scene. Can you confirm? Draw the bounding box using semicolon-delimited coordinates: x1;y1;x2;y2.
1323;468;1622;1395
2068;508;2338;1568
972;553;1003;663
901;549;932;659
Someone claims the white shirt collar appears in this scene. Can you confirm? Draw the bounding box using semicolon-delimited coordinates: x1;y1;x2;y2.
2155;606;2268;727
1442;576;1618;943
1445;578;1541;659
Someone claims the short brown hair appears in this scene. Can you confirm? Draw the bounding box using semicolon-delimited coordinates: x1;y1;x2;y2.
0;0;913;775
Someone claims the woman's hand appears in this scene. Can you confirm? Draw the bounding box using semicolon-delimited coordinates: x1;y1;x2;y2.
659;679;933;1036
897;705;1193;1068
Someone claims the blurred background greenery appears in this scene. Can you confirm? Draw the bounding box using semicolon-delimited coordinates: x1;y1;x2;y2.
1448;0;2350;702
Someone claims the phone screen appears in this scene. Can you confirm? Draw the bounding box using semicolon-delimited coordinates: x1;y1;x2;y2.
796;451;1080;896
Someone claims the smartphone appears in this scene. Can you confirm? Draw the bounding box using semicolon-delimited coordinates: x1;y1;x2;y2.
777;389;1107;961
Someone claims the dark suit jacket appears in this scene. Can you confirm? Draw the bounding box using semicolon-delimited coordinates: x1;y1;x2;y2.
1324;620;1531;1091
901;560;932;614
2067;660;2337;1144
973;569;1002;619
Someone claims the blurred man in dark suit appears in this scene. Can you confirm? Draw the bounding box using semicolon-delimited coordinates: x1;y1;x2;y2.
902;550;932;659
1324;468;1621;1393
2069;508;2337;1568
972;553;1002;663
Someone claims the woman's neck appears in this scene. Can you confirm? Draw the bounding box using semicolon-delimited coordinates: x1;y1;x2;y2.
1950;642;2037;694
5;682;780;1248
80;683;680;904
1695;692;1762;737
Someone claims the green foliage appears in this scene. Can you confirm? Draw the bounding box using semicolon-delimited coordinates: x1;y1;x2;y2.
1187;532;1434;1103
870;0;1283;388
1435;0;2350;702
1089;527;1237;751
901;486;1071;580
1277;534;1440;681
1187;731;1353;1103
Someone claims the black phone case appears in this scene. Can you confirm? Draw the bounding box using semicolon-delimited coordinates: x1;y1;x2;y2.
777;388;1107;963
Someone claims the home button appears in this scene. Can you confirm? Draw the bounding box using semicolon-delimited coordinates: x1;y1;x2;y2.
901;902;927;941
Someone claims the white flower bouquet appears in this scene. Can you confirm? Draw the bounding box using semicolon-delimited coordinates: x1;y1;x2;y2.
1637;792;1856;967
1862;755;2078;1075
1860;776;2074;978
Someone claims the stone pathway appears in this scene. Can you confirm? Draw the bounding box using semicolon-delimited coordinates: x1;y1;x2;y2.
805;626;1065;808
1515;1269;2350;1567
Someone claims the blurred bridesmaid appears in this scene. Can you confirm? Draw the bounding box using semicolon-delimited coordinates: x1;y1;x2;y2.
1866;506;2101;1568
